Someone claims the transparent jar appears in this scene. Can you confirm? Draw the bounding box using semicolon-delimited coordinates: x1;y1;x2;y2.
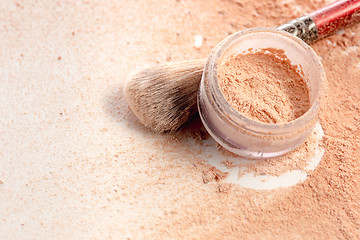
198;28;325;159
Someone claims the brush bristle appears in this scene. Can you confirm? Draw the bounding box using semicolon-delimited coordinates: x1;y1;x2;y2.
124;59;206;133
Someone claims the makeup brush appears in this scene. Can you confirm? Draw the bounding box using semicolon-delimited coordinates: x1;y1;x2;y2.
124;59;206;133
125;0;360;133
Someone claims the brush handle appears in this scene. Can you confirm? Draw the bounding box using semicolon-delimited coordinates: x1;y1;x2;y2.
278;0;360;44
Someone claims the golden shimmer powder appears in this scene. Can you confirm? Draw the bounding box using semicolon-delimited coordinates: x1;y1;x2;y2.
218;48;311;124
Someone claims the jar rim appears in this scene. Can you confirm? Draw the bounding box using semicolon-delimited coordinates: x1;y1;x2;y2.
204;27;326;134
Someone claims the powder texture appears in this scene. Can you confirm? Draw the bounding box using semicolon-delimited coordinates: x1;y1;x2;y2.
2;0;360;239
218;48;310;123
202;167;228;183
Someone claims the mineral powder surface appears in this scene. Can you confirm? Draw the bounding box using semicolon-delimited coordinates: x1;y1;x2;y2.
218;48;310;123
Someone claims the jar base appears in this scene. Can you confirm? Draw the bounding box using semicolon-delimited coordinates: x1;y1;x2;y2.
198;97;314;159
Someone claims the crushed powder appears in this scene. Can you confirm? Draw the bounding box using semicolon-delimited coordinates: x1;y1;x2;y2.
221;160;236;169
218;48;310;123
140;1;360;238
4;0;357;239
202;167;229;183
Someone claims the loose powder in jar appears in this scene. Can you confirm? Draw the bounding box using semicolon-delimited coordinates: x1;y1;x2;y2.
218;48;311;124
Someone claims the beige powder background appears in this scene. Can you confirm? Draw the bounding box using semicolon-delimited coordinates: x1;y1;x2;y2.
0;0;359;239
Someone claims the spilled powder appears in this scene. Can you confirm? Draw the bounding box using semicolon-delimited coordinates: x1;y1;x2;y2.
218;48;310;123
132;1;360;236
221;159;236;169
3;0;358;239
140;1;360;237
142;0;360;238
202;167;228;183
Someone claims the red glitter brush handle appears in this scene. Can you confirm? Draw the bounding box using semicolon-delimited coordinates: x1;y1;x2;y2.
278;0;360;44
309;0;360;39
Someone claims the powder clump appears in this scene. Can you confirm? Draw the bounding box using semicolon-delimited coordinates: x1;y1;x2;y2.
218;48;311;124
202;167;228;183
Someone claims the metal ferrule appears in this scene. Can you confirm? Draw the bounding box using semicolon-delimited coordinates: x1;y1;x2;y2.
277;15;319;44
